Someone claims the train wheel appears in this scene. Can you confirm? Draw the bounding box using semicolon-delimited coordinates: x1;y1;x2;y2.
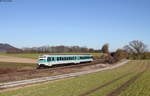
36;66;41;69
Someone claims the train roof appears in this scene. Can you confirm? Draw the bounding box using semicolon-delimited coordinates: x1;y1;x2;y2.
39;54;93;58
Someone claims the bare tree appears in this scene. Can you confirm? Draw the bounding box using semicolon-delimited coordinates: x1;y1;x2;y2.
124;40;147;54
101;43;109;54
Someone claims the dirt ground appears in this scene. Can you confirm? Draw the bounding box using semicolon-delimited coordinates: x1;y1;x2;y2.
0;63;109;83
0;55;37;63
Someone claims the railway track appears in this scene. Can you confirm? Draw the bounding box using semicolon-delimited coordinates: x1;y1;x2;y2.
0;60;129;89
0;59;105;76
38;59;105;71
1;59;105;74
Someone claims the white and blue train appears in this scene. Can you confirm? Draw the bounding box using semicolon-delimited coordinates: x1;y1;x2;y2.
38;55;93;67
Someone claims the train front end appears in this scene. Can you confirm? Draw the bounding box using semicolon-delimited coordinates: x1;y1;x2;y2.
37;55;48;68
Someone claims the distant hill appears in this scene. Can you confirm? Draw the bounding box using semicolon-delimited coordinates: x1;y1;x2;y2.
0;43;22;53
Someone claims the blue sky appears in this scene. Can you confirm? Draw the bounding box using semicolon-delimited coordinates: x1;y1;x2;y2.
0;0;150;51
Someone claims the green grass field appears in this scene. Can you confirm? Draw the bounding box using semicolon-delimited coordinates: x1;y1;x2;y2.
0;60;150;96
0;53;102;59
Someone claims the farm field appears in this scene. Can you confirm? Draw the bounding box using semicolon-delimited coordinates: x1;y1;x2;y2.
0;60;150;96
0;62;36;74
0;55;37;64
0;53;102;59
0;62;35;69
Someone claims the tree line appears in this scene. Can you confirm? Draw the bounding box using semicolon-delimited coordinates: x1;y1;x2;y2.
21;45;100;53
6;40;150;61
101;40;150;64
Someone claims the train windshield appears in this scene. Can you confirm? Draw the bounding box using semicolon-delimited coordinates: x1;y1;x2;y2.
39;59;46;61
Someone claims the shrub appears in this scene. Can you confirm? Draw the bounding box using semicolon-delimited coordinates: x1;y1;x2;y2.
113;49;128;61
129;52;150;60
104;55;117;64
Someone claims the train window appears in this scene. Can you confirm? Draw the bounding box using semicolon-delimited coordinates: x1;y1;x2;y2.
64;57;67;60
47;57;51;61
39;59;45;61
59;57;61;61
47;57;55;61
57;57;60;61
80;57;84;59
52;57;54;61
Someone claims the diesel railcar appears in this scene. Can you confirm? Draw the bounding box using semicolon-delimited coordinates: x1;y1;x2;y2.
37;55;93;67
